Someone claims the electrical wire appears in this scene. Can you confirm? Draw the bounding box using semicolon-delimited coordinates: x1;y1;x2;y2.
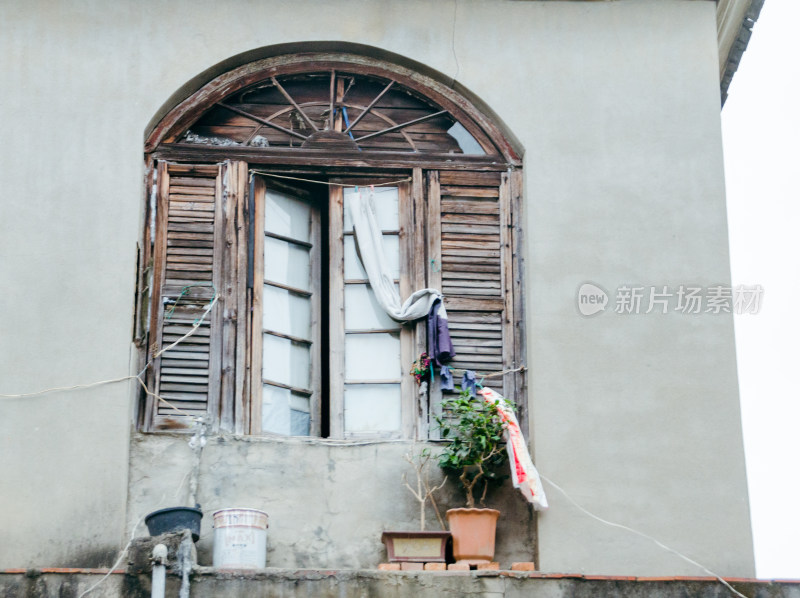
249;170;411;188
77;514;145;598
0;295;752;597
450;0;461;83
0;290;219;422
540;475;750;598
449;365;525;380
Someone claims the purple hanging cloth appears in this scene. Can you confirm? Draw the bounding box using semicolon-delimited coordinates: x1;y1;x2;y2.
427;297;455;367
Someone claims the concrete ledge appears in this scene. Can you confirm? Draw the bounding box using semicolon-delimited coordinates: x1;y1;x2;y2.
2;568;799;598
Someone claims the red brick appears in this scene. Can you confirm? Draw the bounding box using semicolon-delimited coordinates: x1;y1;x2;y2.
477;562;500;570
400;562;424;571
447;563;470;571
377;563;400;571
511;562;536;571
424;563;447;571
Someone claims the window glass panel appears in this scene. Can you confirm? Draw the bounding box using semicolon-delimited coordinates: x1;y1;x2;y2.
289;394;310;413
262;385;311;436
344;284;401;330
262;285;311;339
265;189;312;242
446;122;486;155
262;385;291;435
262;334;311;390
343;187;399;232
344;235;399;280
344;384;401;433
289;394;311;436
264;236;311;291
345;332;401;380
290;409;311;436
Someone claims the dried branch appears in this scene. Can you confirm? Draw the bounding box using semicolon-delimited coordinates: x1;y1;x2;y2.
402;448;447;530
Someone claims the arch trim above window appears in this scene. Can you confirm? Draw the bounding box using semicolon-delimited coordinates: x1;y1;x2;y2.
145;52;522;166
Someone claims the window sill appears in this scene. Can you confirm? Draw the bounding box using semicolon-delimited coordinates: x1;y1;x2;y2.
133;429;448;446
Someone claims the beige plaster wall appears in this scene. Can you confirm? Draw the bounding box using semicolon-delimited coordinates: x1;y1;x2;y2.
126;436;536;569
0;0;753;576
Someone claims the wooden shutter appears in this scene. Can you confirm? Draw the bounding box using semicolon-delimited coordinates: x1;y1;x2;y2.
145;162;225;431
427;170;518;405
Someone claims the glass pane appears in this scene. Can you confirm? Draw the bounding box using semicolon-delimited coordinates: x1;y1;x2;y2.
265;189;312;242
446;122;486;155
343;186;399;232
344;384;401;433
262;333;311;390
289;394;311;436
345;332;401;380
264;236;311;291
289;394;310;413
344;234;399;280
262;384;291;435
290;410;311;436
262;385;311;437
344;284;401;330
262;285;311;339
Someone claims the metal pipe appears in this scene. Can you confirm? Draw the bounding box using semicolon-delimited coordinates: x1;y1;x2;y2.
178;530;193;598
151;544;167;598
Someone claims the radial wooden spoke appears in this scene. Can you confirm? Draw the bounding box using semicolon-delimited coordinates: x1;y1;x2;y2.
343;80;395;134
244;124;265;145
354;110;448;142
217;102;308;140
329;70;336;130
271;76;319;132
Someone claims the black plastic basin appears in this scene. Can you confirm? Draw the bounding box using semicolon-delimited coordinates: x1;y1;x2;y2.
145;507;203;542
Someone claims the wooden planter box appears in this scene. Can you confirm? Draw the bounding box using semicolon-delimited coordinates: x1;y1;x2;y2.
381;531;451;563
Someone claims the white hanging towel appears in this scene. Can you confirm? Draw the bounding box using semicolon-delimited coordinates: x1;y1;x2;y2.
479;386;548;510
346;188;440;321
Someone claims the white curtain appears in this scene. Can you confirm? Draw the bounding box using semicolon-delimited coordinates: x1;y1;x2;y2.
346;189;440;321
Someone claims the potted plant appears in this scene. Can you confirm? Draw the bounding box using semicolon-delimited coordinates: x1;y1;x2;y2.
436;387;509;565
381;448;451;563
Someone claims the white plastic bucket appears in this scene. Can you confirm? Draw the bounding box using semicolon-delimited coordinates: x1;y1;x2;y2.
212;508;268;569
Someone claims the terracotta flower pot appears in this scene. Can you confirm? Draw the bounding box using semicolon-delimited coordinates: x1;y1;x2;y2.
446;508;500;564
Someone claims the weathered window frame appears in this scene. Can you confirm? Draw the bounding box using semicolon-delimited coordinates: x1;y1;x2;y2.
136;53;526;439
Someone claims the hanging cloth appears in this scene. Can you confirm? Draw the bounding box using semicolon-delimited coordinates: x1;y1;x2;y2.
440;365;455;391
479;386;548;510
346;188;440;321
461;370;478;397
427;297;455;367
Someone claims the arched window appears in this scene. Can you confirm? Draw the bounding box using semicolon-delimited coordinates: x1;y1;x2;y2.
137;52;525;440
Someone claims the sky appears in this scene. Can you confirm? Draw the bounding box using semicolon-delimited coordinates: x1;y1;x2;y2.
721;0;800;580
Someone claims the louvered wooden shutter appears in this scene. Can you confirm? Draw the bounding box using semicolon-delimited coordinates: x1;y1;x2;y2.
427;170;518;404
145;162;224;431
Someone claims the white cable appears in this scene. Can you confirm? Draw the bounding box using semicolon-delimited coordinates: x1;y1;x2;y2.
0;376;137;399
155;293;218;359
540;475;750;598
0;293;218;418
77;515;144;598
249;170;411;188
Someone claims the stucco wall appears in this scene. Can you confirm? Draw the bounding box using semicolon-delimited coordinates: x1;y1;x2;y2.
0;0;753;576
126;436;536;568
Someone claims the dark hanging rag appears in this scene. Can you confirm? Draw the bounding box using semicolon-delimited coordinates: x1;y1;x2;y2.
427;297;455;367
461;370;477;397
440;365;455;391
